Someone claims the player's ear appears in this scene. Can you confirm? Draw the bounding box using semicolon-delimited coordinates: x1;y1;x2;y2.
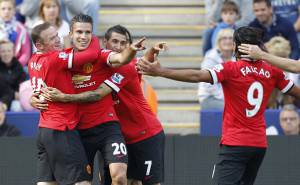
103;38;108;45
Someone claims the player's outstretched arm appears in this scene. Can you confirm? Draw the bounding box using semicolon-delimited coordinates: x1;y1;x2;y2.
41;84;113;103
286;85;300;100
109;37;146;68
137;57;213;83
143;42;167;62
238;44;300;73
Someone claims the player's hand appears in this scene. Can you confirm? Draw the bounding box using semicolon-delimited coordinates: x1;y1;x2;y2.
137;57;162;76
41;87;65;102
30;93;48;111
238;44;263;59
153;42;168;52
130;37;146;51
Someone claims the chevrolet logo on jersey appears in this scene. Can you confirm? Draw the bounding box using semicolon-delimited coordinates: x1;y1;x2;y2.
72;75;91;84
111;73;124;84
82;63;94;73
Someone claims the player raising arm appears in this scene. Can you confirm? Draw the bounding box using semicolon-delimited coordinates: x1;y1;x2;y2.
238;43;300;73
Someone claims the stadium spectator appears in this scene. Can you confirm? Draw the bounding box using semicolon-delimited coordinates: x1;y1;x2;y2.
249;0;300;59
0;102;21;136
33;0;70;47
0;40;26;110
18;0;99;34
203;0;254;54
198;28;235;110
210;1;239;47
0;0;31;66
264;36;293;108
205;0;254;27
271;0;300;41
279;104;300;135
138;26;300;185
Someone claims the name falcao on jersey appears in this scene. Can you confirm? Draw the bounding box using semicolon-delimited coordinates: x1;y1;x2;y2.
240;66;271;78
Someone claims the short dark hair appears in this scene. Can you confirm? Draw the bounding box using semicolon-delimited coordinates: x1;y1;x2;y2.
31;22;52;44
221;0;239;15
70;13;93;32
233;26;266;58
253;0;272;7
104;25;132;44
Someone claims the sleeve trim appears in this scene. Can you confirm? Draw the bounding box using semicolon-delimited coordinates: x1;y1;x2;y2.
104;80;120;92
68;50;73;69
281;80;294;93
207;69;218;84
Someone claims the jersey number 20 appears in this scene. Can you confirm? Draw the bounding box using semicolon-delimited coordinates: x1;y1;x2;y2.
246;81;263;117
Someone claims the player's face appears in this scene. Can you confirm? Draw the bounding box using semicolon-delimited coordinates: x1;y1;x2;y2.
221;11;238;25
253;2;273;24
42;0;59;22
104;32;129;53
0;1;15;22
280;110;300;135
39;26;62;52
70;22;92;51
0;42;14;65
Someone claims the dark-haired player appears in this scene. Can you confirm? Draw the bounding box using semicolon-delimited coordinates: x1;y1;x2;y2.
138;26;300;185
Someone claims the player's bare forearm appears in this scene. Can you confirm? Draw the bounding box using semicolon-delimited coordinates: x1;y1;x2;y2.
260;52;300;73
239;44;300;73
44;84;113;103
157;68;213;83
109;47;137;68
109;37;146;68
138;57;212;83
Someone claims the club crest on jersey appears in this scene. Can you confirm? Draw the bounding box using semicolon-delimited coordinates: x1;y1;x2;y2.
82;63;93;73
111;73;124;84
58;52;68;60
212;64;224;72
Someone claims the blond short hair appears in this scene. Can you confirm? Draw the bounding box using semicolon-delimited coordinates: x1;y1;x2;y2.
266;36;291;58
216;28;234;50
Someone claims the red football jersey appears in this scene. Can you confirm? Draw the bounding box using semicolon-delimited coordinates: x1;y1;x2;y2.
72;49;119;129
104;59;163;144
208;59;293;148
28;49;79;130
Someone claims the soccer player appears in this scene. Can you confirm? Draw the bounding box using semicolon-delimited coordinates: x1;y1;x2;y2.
29;22;100;185
238;43;300;73
41;25;165;185
137;26;300;185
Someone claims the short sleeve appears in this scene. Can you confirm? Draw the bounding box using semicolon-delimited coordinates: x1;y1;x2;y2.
104;64;136;92
99;49;117;67
206;62;234;84
275;69;294;93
